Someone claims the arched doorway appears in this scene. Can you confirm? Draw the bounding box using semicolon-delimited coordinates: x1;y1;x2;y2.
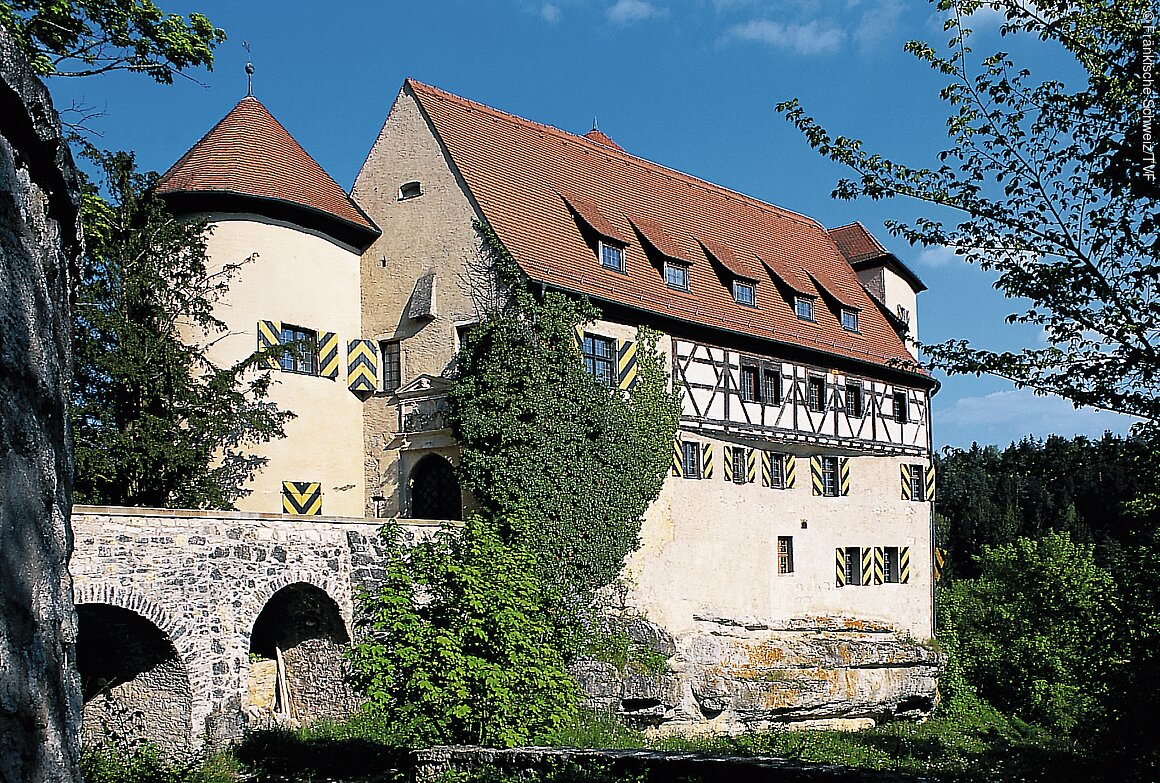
409;454;462;520
246;582;354;725
76;603;192;757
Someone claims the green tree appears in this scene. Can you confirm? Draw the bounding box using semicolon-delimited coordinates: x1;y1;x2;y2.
448;222;682;601
72;150;291;508
348;515;579;747
778;0;1159;421
0;0;224;82
939;532;1119;734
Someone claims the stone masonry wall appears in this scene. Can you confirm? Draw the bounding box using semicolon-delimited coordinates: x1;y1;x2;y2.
0;24;83;783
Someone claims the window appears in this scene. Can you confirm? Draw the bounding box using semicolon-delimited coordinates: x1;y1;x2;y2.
808;376;827;412
664;262;689;291
733;280;756;306
893;390;909;423
820;455;840;497
740;364;760;402
845;382;864;418
841;308;860;332
732;447;748;485
777;536;794;575
769;453;786;489
907;463;925;502
844;546;863;586
600;242;625;272
381;340;401;392
682;441;702;480
582;334;616;387
455;323;477;353
399;180;422;200
279;325;317;375
795;296;814;321
882;546;901;583
762;365;781;405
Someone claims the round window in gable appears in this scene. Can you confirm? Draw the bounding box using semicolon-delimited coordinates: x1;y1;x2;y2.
399;180;422;200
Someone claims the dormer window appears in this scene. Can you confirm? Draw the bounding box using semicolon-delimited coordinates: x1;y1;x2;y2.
600;241;625;272
733;280;756;307
399;180;422;200
794;296;815;321
664;262;689;292
841;308;860;332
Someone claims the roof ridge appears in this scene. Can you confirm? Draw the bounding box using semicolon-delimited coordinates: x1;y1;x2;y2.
405;78;827;232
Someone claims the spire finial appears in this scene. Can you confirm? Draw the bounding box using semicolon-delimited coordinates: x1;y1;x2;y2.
243;41;254;96
591;116;599;132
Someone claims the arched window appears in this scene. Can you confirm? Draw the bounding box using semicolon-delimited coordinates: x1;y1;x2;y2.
409;454;462;520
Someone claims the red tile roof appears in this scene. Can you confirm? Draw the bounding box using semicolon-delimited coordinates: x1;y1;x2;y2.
157;96;378;240
829;222;927;293
406;80;923;376
583;128;625;152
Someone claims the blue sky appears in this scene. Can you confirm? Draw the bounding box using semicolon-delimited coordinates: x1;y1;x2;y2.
44;0;1141;450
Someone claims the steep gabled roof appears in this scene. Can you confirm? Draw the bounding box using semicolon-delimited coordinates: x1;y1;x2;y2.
829;222;927;294
157;95;379;247
405;80;923;375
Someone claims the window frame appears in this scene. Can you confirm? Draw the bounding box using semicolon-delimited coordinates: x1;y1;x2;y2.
893;390;909;424
844;546;863;586
777;536;795;575
882;546;901;583
731;447;748;485
398;180;423;200
794;296;815;321
682;441;702;480
769;452;786;489
664;262;690;291
582;333;617;387
820;455;840;497
740;363;760;402
845;381;864;418
808;375;827;413
733;280;756;307
599;241;626;273
840;308;860;332
279;324;318;376
762;364;782;405
380;339;402;393
907;463;925;502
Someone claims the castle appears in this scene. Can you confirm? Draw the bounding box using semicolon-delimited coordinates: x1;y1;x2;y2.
71;78;940;749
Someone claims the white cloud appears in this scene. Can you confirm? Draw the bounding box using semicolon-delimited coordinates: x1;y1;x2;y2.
852;0;904;50
540;3;562;23
936;388;1140;449
724;18;845;55
915;244;961;268
607;0;665;24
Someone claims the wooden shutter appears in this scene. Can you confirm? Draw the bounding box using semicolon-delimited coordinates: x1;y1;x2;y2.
318;331;339;379
701;443;714;479
860;547;873;587
257;320;281;369
810;456;824;496
900;546;911;584
900;464;913;501
924;465;936;502
873;547;884;585
784;454;796;489
282;481;321;516
760;451;772;487
835;548;846;587
617;339;638;391
347;339;378;392
671;438;684;477
722;445;734;482
746;448;757;483
839;458;851;496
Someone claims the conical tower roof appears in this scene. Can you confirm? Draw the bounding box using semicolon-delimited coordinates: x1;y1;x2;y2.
158;95;378;247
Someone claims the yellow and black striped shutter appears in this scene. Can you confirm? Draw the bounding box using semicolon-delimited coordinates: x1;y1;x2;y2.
722;445;734;482
701;443;714;479
924;465;936;502
873;546;885;585
934;547;946;582
900;464;913;501
835;548;846;587
784;455;796;489
282;481;321;515
860;546;873;586
900;546;911;583
318;332;340;379
347;339;378;392
810;455;824;495
760;451;772;487
839;458;851;496
573;326;585;351
671;437;683;477
617;339;638;391
257;320;281;369
746;448;757;483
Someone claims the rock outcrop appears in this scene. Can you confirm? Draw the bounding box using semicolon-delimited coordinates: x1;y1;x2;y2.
575;616;942;734
0;24;83;783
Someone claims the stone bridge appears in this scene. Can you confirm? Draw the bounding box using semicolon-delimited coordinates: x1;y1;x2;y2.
68;506;438;756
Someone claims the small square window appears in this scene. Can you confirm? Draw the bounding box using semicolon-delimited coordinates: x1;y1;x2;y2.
769;453;786;489
893;390;909;423
795;297;814;321
762;366;781;405
380;340;402;392
907;464;925;501
733;280;756;307
820;456;840;497
740;364;760;402
841;309;860;332
777;536;794;575
600;242;625;272
279;325;317;375
682;441;702;480
844;546;863;586
664;263;689;291
845;382;864;418
399;180;422;200
808;376;827;413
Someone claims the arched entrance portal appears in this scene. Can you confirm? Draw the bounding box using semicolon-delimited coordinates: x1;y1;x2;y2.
409;454;462;520
246;582;354;726
76;603;192;757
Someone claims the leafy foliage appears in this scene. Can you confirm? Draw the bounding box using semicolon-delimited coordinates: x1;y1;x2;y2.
80;744;239;783
778;0;1160;421
72;150;291;508
0;0;224;82
348;516;580;748
448;222;682;598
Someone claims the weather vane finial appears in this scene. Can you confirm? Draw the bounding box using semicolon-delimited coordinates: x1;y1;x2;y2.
243;41;254;96
591;116;599;132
